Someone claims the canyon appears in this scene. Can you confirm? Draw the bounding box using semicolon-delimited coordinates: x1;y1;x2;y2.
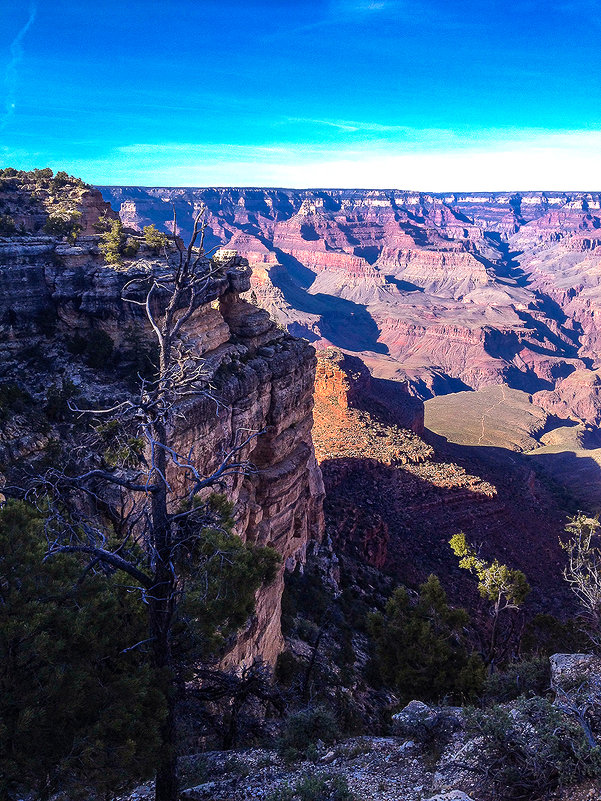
101;187;601;419
4;171;601;801
97;184;601;612
4;174;601;662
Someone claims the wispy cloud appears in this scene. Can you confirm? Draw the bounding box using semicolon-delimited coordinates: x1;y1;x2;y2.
1;4;37;131
329;0;405;15
283;117;413;132
262;0;462;43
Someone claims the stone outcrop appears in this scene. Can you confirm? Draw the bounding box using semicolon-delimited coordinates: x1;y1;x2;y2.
0;177;324;667
534;368;601;427
310;349;577;612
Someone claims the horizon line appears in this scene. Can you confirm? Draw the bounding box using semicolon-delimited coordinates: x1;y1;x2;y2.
97;184;601;194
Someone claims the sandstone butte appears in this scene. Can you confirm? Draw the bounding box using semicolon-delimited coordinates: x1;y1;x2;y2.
0;176;324;667
101;186;601;428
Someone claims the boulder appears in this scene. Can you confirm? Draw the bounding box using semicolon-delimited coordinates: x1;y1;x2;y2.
392;701;464;741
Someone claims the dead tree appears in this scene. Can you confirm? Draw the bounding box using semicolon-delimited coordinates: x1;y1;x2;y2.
27;207;260;801
561;513;601;646
189;661;285;750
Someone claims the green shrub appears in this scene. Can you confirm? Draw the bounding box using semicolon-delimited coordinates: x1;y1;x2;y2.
143;223;168;253
99;219;126;264
280;706;340;758
50;170;71;190
179;756;210;791
521;613;590;658
483;658;550;703
267;773;354;801
367;575;485;704
31;167;53;182
123;236;140;258
466;696;601;799
0;214;16;236
0;500;165;800
43;211;82;243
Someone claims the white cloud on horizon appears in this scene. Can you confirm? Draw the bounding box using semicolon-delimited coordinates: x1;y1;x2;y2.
6;128;601;191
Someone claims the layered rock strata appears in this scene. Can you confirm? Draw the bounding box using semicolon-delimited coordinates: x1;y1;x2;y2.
101;187;601;426
0;182;324;666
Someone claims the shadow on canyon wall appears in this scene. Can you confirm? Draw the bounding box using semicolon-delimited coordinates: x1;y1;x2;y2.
271;249;388;354
321;432;592;619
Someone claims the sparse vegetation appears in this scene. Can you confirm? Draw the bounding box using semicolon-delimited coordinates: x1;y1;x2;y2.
99;218;140;263
560;513;601;646
279;706;340;760
0;214;16;236
43;210;82;243
99;219;127;264
144;223;168;253
267;773;354;801
450;533;530;666
465;696;601;799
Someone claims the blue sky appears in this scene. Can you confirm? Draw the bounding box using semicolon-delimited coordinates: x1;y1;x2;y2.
1;0;600;189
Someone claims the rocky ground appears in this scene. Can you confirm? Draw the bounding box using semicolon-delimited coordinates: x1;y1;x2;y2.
123;746;601;801
119;655;601;801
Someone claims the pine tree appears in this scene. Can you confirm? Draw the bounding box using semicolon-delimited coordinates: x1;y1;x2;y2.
367;574;485;704
0;500;164;801
450;533;530;666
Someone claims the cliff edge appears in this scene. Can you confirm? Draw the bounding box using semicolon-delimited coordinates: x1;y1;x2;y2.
0;170;324;666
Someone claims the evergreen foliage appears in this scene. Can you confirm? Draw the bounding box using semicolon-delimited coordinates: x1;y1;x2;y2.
279;706;340;760
43;211;82;243
99;219;127;264
521;613;590;658
450;533;530;665
482;657;550;703
171;495;279;662
0;497;279;799
466;696;601;799
367;574;485;704
267;772;354;801
143;223;168;253
449;533;530;607
0;500;164;800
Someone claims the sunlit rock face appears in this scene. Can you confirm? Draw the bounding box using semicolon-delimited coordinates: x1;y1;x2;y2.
0;180;324;667
101;187;601;421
